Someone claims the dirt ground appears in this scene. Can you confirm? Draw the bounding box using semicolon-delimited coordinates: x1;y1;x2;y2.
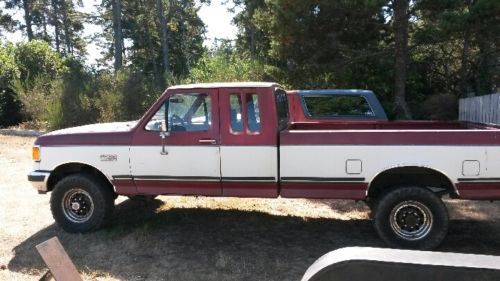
1;135;500;281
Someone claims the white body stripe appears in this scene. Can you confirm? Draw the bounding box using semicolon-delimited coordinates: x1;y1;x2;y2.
220;146;278;180
130;146;220;178
280;145;500;184
37;144;500;191
37;146;131;179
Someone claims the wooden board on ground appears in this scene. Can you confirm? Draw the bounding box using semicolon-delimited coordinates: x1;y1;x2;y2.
36;237;82;281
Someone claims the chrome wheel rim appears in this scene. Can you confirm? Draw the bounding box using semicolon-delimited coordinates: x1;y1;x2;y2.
62;188;94;223
389;201;433;241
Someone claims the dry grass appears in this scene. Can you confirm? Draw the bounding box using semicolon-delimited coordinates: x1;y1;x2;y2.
1;135;500;280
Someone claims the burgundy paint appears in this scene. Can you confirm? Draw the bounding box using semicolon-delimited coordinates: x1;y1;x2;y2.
280;182;368;199
281;129;500;146
219;87;279;146
36;132;133;146
457;183;500;199
135;180;221;196
112;179;137;195
222;182;279;198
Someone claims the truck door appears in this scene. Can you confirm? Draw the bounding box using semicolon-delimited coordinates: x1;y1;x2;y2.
219;87;279;197
129;88;221;196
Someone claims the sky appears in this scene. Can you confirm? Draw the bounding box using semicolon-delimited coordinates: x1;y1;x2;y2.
1;0;239;65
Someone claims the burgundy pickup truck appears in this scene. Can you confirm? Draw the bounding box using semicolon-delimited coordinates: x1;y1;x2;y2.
28;82;500;249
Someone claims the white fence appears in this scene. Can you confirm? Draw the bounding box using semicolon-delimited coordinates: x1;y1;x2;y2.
459;93;500;124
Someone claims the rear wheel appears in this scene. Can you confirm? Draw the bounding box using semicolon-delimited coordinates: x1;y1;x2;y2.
373;186;448;250
51;173;114;233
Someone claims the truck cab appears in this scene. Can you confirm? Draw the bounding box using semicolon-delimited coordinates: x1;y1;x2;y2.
127;82;286;198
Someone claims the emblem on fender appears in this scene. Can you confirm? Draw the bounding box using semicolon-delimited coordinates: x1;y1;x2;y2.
100;154;118;161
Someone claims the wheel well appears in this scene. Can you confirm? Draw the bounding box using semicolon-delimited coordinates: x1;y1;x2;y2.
47;163;115;194
367;166;456;199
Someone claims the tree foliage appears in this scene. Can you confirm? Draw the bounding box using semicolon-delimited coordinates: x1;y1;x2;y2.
232;0;499;119
187;42;267;83
0;0;499;129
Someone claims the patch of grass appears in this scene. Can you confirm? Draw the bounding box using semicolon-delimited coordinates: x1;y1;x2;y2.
1;135;500;280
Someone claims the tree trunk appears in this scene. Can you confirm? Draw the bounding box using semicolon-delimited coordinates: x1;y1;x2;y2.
476;39;494;96
460;30;471;97
157;0;170;77
112;0;123;71
179;0;189;74
23;0;34;40
144;19;160;86
393;0;412;119
60;0;72;54
52;0;61;52
42;0;49;39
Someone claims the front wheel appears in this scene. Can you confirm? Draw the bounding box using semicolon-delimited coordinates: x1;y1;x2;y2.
50;174;115;233
373;186;448;250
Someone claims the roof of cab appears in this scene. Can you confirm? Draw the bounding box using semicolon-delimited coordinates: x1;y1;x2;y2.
168;82;279;90
291;89;374;95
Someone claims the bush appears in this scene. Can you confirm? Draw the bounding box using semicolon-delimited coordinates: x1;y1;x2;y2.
420;94;458;120
187;45;267;83
94;68;164;124
15;40;67;82
0;43;22;127
0;88;22;127
14;77;63;130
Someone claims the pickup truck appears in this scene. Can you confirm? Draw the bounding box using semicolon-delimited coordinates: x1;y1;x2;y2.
28;82;500;250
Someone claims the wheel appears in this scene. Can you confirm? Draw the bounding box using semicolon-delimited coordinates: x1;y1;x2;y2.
50;173;115;233
372;186;448;250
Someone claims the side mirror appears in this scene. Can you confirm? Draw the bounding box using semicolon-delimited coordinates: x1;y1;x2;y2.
159;120;169;155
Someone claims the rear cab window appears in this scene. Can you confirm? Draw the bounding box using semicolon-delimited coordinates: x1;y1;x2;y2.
302;95;375;118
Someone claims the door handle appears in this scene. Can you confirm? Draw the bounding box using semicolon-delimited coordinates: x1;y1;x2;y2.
198;139;217;144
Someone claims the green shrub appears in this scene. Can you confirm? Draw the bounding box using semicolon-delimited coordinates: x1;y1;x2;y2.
187;47;267;83
14;77;63;130
0;88;22;127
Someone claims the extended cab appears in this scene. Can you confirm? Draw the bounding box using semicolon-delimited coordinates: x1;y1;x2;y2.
28;82;500;249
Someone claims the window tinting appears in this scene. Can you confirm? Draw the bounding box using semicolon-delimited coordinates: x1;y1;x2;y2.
146;93;211;132
303;95;374;118
145;103;167;131
246;94;261;132
275;89;289;131
167;93;211;132
230;94;243;132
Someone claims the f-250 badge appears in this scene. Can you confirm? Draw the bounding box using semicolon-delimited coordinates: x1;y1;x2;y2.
100;154;117;162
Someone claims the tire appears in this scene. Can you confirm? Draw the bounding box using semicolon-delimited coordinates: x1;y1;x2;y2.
373;186;448;250
50;173;115;233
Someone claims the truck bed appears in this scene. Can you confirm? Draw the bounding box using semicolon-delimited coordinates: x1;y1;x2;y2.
282;121;500;146
287;120;500;131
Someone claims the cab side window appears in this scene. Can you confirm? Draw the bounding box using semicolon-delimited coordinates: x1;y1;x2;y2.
246;94;261;132
229;93;261;134
230;94;243;132
146;93;211;132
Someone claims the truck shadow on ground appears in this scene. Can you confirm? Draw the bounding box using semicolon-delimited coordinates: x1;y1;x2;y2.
8;199;500;281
